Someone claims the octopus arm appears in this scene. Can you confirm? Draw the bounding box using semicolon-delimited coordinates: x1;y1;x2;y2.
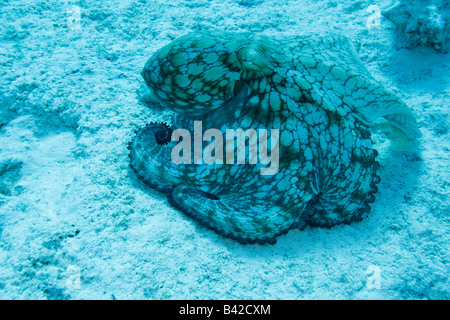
168;184;305;245
294;35;421;139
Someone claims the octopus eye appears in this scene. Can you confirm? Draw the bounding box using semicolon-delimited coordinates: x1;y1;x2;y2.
237;47;264;71
152;122;173;146
236;45;273;77
235;34;276;77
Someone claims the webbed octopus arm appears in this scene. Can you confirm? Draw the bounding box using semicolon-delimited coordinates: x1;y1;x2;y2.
129;123;311;245
168;184;308;245
288;35;421;139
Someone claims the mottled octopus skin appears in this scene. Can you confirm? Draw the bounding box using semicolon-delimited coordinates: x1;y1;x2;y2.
129;31;420;245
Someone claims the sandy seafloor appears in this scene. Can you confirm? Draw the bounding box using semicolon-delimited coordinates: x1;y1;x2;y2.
0;0;448;299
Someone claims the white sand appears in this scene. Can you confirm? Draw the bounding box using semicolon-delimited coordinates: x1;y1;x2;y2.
0;0;448;299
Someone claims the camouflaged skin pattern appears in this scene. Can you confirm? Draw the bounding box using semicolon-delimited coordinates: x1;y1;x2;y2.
129;31;419;245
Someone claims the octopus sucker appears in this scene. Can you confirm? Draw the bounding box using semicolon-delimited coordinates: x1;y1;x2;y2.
129;31;420;245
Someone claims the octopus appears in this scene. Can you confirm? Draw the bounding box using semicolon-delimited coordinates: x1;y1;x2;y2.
129;31;420;245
